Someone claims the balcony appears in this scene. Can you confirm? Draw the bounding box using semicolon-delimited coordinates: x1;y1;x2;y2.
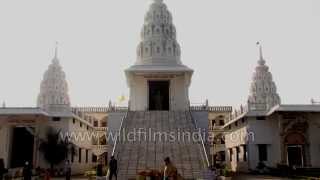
91;145;108;156
213;144;226;153
94;127;107;131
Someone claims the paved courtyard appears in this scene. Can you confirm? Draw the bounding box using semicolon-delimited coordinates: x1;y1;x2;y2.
51;175;293;180
232;174;292;180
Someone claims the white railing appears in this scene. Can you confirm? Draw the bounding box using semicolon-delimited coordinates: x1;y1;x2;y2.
190;105;232;112
92;144;108;149
188;111;210;168
111;111;127;156
107;111;128;178
94;127;107;131
225;103;267;124
71;108;98;125
72;106;128;113
92;145;108;156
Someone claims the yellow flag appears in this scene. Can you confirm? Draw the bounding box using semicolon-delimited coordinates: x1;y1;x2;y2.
118;95;126;103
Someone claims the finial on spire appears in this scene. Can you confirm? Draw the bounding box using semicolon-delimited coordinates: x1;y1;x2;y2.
54;41;58;59
256;41;265;65
153;0;163;3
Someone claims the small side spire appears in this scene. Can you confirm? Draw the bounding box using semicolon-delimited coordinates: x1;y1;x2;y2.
259;44;263;60
256;41;265;65
54;41;58;59
2;101;6;108
52;41;60;64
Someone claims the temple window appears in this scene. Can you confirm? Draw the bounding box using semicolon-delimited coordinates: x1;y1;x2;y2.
79;148;82;163
229;149;233;161
219;120;224;126
236;147;240;162
258;144;268;161
243;145;247;161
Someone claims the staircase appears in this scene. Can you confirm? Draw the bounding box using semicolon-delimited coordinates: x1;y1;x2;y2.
113;111;208;179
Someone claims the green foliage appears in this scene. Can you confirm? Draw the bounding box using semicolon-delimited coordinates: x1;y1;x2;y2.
221;166;233;177
39;127;73;170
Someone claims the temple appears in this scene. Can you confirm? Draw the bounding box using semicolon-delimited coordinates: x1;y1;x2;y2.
0;0;320;179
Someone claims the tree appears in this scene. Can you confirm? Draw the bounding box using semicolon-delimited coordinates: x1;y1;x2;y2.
39;127;74;172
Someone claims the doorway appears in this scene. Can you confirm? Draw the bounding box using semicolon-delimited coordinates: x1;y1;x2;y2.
148;81;170;111
10;127;34;168
287;145;303;167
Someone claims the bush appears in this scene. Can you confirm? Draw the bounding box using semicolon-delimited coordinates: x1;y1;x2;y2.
221;167;233;177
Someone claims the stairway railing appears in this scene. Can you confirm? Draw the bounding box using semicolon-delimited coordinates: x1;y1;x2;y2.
107;111;128;177
188;111;210;168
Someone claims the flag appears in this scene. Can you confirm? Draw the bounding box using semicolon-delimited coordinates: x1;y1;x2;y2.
118;95;126;103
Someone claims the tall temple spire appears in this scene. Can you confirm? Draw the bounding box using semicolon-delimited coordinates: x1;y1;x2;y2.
248;42;281;111
37;44;71;111
125;0;193;111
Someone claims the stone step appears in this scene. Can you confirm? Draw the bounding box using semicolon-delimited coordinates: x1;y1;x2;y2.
114;111;207;179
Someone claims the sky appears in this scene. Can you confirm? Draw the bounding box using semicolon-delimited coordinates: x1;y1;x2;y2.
0;0;319;108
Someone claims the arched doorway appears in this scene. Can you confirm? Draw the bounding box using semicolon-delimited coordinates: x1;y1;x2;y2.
285;132;306;167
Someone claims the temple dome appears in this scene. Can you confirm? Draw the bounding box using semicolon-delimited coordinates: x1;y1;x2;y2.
37;45;71;110
134;0;183;67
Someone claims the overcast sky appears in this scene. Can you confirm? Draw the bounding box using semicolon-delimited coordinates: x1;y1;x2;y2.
0;0;319;108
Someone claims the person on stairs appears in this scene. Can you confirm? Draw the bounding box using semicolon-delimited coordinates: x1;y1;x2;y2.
109;156;117;180
162;157;178;180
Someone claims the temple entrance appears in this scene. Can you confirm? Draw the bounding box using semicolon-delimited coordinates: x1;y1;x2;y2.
10;127;34;168
287;145;303;167
285;132;305;167
148;81;170;110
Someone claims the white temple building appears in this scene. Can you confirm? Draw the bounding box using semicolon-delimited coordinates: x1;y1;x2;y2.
211;44;320;173
0;0;320;178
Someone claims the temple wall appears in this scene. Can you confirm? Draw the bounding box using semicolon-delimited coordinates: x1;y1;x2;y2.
0;126;10;168
36;117;95;174
224;116;282;171
308;113;320;167
129;75;148;111
247;116;281;168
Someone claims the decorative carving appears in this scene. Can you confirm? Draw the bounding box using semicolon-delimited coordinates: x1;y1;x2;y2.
37;47;71;110
281;114;309;134
136;0;181;64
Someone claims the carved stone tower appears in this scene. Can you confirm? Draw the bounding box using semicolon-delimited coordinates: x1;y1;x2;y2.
248;44;281;111
37;44;71;113
125;0;193;111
